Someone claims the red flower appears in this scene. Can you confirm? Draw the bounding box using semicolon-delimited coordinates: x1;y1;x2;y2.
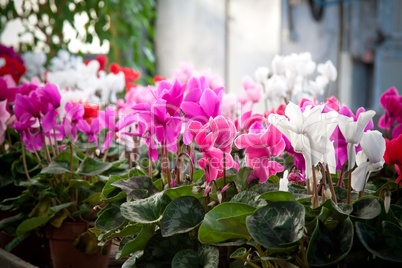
109;63;141;92
71;101;99;123
85;55;108;73
0;55;26;83
153;75;167;83
384;134;402;183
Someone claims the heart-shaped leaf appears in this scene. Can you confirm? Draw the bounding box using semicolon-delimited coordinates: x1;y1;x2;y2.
198;245;219;268
76;157;113;176
198;203;255;244
246;202;305;250
171;249;198;267
112;176;159;201
307;218;354;266
164;185;204;200
230;191;267;207
356;221;402;262
161;196;205;237
350;198;381;219
95;201;126;232
259;191;296;202
116;224;154;259
121;192;171;224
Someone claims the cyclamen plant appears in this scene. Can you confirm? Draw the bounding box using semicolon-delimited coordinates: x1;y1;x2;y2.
1;47;402;267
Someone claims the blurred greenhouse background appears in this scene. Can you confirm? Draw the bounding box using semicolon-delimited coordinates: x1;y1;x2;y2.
1;0;401;111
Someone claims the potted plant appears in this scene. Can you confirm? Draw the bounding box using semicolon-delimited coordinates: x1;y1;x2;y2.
0;82;133;268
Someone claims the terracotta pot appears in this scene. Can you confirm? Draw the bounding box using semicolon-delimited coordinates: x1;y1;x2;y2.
46;222;110;268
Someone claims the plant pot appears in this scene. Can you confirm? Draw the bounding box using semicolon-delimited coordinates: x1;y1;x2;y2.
46;222;110;268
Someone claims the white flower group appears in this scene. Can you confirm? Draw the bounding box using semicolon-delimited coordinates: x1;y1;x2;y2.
255;52;337;108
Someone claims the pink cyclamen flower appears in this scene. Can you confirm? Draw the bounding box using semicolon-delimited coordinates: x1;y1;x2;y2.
235;123;285;183
182;76;224;123
238;75;262;105
78;117;102;148
189;116;238;193
0;100;10;144
99;106;137;153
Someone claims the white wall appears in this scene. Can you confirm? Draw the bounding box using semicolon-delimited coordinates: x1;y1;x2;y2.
155;0;281;95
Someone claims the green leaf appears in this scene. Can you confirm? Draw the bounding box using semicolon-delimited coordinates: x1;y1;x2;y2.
49;201;77;214
101;175;126;202
121;192;171;224
249;181;278;194
16;216;52;236
356;221;402;262
104;223;142;240
171;249;198;268
259;191;296;202
230;191;267;207
246;202;305;250
198;203;255;244
193;169;205;182
164;184;204;200
136;233;198;267
69;179;92;189
95;201;125;232
4;232;30;252
40;161;70;174
116;224;154;259
320;199;352;221
161;196;205;237
350;198;381;219
198;245;219;268
112;176;159;201
76;157;113;176
268;175;280;184
232;167;252;191
230;247;250;260
307;218;354;266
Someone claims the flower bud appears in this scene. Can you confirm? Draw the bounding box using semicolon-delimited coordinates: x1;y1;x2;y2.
384;191;391;214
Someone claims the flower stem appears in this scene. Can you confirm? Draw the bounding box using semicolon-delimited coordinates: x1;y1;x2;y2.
311;166;319;208
347;170;352;204
70;142;74;173
33;148;44;168
40;124;51;162
255;244;268;268
163;143;171;188
325;164;337;204
338;163;346;187
20;136;31;182
222;153;226;201
358;172;370;199
53;131;59;156
102;147;110;162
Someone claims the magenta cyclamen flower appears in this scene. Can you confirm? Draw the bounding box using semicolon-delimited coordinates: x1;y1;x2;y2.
378;87;402;138
133;80;186;153
99;107;136;153
181;76;224;123
78;117;102;148
235;122;285;183
189;116;238;193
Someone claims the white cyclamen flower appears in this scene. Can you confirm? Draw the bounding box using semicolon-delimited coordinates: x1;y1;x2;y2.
317;60;337;82
23;51;47;79
279;170;289;192
338;110;376;170
268;102;338;178
272;55;287;75
351;130;385;192
254;67;269;83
